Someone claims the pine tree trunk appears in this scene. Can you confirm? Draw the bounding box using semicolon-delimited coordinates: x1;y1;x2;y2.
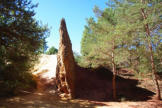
149;43;161;100
112;42;117;100
112;60;116;100
140;2;161;99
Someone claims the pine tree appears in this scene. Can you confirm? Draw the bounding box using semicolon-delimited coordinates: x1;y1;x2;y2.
0;0;49;95
140;0;161;100
110;0;161;100
81;7;132;100
81;0;161;100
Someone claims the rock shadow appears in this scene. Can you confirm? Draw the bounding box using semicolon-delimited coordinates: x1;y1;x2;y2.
75;66;155;102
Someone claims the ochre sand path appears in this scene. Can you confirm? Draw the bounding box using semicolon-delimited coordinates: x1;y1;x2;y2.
33;54;57;79
32;54;57;91
0;55;161;108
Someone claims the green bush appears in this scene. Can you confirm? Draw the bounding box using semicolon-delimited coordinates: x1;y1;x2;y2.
0;54;37;96
46;46;58;55
0;0;48;96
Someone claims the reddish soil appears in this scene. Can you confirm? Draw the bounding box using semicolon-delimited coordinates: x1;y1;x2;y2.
0;55;161;108
0;75;161;108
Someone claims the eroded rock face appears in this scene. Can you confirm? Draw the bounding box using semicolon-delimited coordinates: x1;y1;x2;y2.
55;18;153;101
56;18;76;98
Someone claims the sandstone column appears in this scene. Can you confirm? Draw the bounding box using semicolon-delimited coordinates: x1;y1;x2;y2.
56;18;76;98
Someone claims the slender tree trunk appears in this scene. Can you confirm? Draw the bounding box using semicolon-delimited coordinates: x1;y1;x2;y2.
149;42;161;100
112;42;117;100
141;0;161;99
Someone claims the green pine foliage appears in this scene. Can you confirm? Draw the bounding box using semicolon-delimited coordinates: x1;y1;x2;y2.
0;0;49;96
81;8;131;69
81;0;162;75
81;0;162;99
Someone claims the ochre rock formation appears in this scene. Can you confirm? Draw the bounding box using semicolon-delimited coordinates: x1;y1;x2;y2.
55;18;154;101
56;18;76;98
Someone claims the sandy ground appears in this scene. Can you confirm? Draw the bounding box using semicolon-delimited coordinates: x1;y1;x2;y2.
33;54;57;79
0;55;161;108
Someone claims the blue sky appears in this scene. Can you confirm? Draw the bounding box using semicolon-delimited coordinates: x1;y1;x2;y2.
33;0;107;53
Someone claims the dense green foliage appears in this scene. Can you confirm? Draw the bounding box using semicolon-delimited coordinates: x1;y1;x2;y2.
81;0;162;99
0;0;49;96
81;0;162;75
46;46;58;55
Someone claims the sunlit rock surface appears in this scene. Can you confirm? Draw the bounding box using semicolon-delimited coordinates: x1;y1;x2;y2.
56;18;76;98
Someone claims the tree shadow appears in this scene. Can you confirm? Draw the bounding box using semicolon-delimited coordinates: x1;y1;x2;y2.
0;67;156;108
75;66;155;102
0;90;108;108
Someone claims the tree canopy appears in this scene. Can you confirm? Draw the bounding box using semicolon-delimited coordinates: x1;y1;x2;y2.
46;46;58;55
0;0;49;96
81;0;162;100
